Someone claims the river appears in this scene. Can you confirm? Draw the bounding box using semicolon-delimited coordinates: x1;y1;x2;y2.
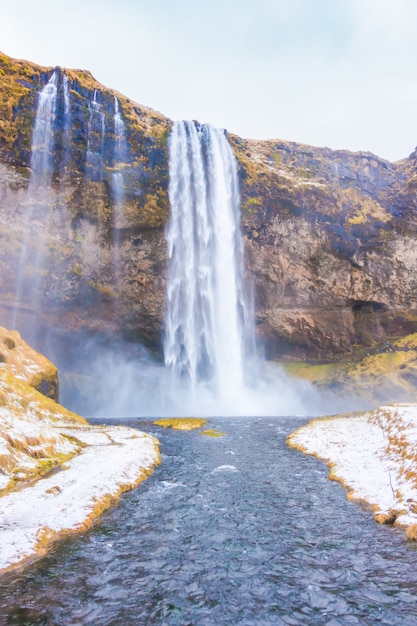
1;416;417;625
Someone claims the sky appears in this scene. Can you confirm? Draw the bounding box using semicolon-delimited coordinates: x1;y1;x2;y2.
1;0;417;162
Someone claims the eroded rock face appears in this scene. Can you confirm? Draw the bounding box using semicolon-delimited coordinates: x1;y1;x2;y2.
232;137;417;359
0;53;169;351
1;52;417;361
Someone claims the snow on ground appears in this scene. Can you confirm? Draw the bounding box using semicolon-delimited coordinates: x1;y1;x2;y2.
287;404;417;539
0;423;160;574
0;327;161;574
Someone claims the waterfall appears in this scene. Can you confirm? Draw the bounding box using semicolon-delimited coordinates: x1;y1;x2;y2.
165;120;254;409
111;96;128;292
86;89;105;180
12;71;59;332
27;71;58;189
61;75;72;172
111;96;127;207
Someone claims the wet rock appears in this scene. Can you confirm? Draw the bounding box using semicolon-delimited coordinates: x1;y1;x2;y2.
373;510;397;525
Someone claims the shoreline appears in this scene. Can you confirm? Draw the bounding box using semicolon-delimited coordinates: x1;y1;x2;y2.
0;424;160;574
287;404;417;539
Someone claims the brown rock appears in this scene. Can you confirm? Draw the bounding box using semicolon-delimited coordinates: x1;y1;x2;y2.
0;327;59;400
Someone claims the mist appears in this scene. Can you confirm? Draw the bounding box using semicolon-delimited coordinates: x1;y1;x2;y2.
42;330;367;419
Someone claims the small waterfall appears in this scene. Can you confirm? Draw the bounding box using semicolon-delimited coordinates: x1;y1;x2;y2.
61;75;72;172
86;89;105;180
111;96;128;292
27;71;58;189
165;120;254;410
12;71;59;332
111;96;127;207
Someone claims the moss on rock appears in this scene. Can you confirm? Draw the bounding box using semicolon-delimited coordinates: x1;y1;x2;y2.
153;418;208;431
0;326;87;494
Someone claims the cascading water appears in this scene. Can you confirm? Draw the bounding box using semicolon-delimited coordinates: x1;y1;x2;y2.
165;121;255;412
111;96;127;207
52;119;341;418
12;71;59;332
86;89;105;180
160;119;331;417
27;71;58;188
61;75;72;173
110;96;128;292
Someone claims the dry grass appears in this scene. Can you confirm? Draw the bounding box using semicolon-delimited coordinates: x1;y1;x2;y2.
153;418;207;431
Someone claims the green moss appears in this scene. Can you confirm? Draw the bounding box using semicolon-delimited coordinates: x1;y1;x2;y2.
153;418;208;431
284;362;340;385
284;332;417;403
200;429;226;437
88;281;116;297
394;333;417;350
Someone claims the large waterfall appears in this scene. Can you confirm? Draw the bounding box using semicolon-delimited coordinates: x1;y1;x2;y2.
160;120;325;417
164;121;255;411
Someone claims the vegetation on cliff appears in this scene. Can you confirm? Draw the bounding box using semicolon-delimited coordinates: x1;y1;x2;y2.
284;332;417;405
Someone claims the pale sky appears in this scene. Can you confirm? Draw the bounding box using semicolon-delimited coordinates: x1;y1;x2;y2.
1;0;417;161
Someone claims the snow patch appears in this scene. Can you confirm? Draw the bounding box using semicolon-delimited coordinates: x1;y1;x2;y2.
287;404;417;536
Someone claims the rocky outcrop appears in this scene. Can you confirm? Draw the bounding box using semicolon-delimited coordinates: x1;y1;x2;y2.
0;325;87;493
231;137;417;359
1;52;417;361
0;326;59;400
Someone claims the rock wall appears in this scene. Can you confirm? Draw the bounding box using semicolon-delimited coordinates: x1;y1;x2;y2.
232;137;417;359
1;52;417;361
0;52;170;350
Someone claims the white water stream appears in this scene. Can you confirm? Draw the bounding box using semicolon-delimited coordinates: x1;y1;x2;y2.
111;96;128;293
165;121;252;410
161;120;325;416
12;71;58;330
86;89;105;180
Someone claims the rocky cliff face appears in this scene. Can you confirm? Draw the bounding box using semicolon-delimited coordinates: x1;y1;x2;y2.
231;137;417;359
1;52;417;361
0;52;170;350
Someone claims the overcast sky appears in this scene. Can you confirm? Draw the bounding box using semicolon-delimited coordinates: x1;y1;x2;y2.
1;0;417;161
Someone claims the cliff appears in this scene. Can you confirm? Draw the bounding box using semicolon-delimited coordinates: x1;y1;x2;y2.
231;137;417;360
1;51;417;366
0;52;170;349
